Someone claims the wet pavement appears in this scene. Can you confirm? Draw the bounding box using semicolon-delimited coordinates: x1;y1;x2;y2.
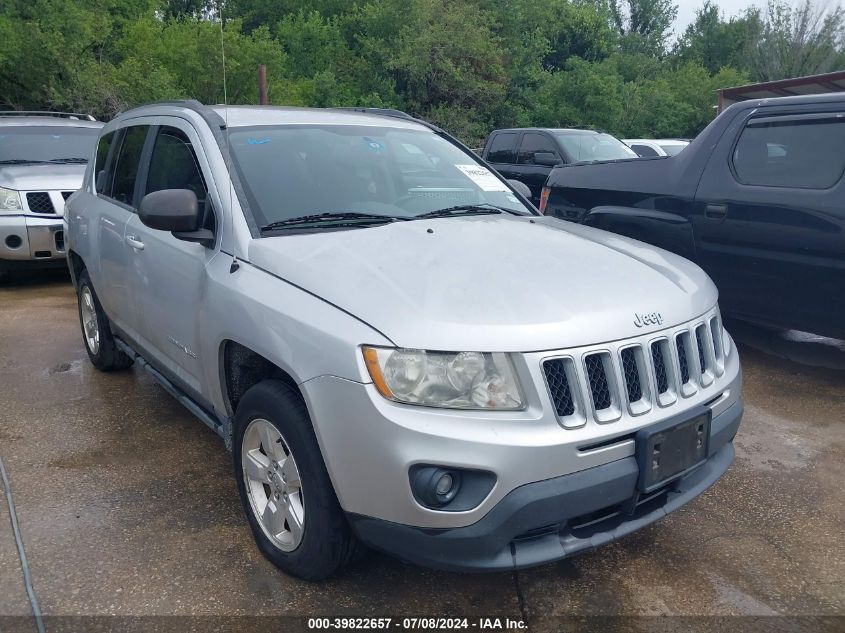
0;271;843;631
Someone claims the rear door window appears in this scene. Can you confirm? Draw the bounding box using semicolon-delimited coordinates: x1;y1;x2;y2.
486;132;517;164
94;132;115;194
517;133;559;164
109;126;149;206
732;114;845;189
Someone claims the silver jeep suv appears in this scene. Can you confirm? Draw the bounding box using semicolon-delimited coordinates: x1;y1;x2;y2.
0;112;101;281
65;101;742;580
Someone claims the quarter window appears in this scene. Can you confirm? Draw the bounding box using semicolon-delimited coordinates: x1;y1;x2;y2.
109;126;149;206
486;132;517;163
517;133;559;164
733;115;845;189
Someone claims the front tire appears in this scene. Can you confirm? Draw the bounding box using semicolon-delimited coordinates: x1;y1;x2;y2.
76;270;133;371
233;380;356;581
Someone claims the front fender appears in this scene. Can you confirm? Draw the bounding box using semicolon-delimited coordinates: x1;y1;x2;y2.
583;205;697;262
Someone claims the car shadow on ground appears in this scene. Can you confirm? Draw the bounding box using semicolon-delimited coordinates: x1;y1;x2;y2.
1;267;71;289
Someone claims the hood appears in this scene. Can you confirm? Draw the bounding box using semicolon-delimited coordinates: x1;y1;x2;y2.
249;215;717;352
0;163;87;191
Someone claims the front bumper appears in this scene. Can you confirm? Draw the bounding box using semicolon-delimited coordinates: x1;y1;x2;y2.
349;400;741;571
303;327;741;530
0;215;66;263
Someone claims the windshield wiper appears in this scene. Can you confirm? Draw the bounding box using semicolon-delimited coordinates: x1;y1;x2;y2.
415;204;523;219
0;159;49;165
261;212;408;231
48;157;88;164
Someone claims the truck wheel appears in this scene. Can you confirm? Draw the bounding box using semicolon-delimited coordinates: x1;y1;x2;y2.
233;379;356;581
76;270;133;371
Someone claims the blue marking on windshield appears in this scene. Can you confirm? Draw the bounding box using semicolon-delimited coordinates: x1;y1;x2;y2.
364;137;385;154
247;137;271;145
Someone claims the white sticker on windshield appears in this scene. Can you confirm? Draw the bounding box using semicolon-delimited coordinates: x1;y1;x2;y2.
455;164;510;191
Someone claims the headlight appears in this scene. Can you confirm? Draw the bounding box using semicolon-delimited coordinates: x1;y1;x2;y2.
0;186;22;213
363;347;525;410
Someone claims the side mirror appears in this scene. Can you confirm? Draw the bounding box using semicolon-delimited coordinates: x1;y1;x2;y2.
534;151;561;166
138;189;214;246
507;179;532;199
95;170;107;193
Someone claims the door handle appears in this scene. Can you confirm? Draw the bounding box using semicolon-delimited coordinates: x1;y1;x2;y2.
126;236;145;250
704;204;727;221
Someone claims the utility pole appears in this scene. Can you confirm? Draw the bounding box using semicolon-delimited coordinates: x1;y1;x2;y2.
258;64;268;105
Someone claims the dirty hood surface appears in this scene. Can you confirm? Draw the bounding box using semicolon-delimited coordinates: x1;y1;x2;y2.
249;215;717;351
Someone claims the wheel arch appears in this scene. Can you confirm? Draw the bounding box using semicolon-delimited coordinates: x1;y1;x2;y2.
219;339;303;418
66;249;86;289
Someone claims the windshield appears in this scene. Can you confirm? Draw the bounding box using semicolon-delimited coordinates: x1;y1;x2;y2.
657;142;687;156
555;131;637;163
0;126;99;163
227;125;532;229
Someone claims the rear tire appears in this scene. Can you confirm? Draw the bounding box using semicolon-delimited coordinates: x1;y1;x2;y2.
76;269;133;371
233;379;356;581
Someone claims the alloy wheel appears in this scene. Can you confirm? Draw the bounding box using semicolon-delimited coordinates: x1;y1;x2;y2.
80;286;100;355
241;418;305;552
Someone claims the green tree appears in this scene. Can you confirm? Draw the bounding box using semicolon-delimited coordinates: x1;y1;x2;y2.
674;2;763;74
608;0;679;55
750;0;845;81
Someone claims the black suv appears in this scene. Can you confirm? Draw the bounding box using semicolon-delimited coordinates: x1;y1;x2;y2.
541;93;845;340
480;128;636;204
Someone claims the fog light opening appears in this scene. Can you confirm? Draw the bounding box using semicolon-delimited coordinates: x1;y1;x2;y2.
412;466;462;508
5;235;22;249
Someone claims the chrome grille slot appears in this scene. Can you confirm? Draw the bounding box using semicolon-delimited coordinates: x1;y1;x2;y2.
710;317;725;373
676;333;691;385
620;345;651;415
26;192;55;214
543;358;575;417
585;353;612;411
620;347;642;403
651;341;670;394
695;325;708;374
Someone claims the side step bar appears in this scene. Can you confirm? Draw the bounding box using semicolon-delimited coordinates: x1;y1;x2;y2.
114;337;233;450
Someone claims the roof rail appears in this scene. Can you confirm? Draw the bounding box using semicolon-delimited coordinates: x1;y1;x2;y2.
114;99;227;128
332;107;415;120
330;106;446;136
0;111;97;121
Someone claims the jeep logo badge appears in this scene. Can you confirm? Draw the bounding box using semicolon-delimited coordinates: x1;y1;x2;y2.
634;312;663;328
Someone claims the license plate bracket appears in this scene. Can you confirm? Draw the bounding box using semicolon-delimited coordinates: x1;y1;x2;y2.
636;408;710;493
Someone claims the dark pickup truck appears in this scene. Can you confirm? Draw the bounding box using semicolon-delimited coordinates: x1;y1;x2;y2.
541;93;845;339
480;127;637;205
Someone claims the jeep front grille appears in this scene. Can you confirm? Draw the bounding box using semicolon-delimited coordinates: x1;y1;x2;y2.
542;312;725;428
26;192;55;214
61;191;73;200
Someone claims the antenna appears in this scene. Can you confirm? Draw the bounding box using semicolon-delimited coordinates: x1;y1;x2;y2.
219;6;239;273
